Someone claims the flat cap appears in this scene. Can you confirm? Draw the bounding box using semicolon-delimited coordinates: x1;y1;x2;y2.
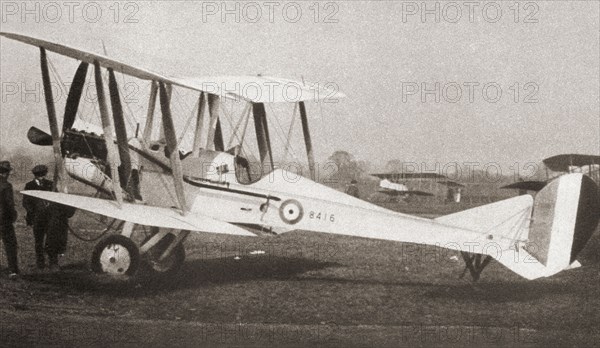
32;164;48;175
0;160;13;173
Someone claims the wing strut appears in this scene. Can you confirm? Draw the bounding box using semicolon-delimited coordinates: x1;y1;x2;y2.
206;94;224;151
158;82;188;215
142;81;158;143
39;48;67;193
108;69;133;193
192;92;206;157
93;60;123;206
213;100;225;152
299;101;316;180
252;103;274;171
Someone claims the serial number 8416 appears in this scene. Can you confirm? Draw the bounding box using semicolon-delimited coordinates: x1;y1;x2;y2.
309;211;335;222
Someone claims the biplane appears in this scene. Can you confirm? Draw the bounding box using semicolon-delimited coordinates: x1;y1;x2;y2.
2;32;599;282
371;172;464;202
503;154;600;193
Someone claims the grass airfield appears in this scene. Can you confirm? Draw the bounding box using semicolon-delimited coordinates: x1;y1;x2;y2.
0;201;599;347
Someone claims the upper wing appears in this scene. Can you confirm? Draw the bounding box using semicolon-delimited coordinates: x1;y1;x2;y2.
1;32;168;82
371;173;447;180
171;76;346;103
501;180;547;192
377;189;434;197
543;154;600;172
438;180;465;188
0;32;344;103
21;190;255;237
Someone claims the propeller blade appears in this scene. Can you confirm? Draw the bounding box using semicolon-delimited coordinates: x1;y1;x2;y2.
27;126;53;146
63;62;89;131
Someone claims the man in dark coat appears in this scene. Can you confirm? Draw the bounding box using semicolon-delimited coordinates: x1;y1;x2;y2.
45;203;75;270
22;164;53;269
0;161;19;278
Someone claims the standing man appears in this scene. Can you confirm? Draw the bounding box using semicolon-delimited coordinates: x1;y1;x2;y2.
45;203;75;271
23;165;52;269
0;161;19;278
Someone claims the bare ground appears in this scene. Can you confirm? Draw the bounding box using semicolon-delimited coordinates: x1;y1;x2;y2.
0;206;599;347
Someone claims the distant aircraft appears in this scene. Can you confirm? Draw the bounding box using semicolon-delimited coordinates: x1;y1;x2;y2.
502;154;600;193
371;173;464;202
2;32;599;282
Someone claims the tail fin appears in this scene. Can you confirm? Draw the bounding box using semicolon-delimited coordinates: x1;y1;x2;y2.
526;173;599;271
500;173;599;279
437;173;600;280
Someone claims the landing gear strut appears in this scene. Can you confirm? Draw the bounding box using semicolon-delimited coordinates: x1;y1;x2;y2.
459;252;492;282
140;228;188;276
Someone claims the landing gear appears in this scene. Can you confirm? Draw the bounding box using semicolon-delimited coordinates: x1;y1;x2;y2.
90;224;188;278
459;252;492;282
91;234;141;276
141;230;186;276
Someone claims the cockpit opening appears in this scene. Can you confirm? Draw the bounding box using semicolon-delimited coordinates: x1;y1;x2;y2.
234;155;265;185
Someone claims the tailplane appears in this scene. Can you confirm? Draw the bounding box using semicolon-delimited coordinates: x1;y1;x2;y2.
437;173;600;280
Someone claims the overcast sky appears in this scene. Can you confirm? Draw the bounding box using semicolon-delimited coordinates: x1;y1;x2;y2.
1;1;598;175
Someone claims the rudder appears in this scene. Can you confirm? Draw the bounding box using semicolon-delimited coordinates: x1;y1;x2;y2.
499;173;600;279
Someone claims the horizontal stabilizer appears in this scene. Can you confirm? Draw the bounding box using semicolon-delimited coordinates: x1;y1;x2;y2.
565;260;581;270
21;191;255;237
435;194;533;241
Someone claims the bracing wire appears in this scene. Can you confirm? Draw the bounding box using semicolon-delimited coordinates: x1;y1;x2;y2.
267;103;302;164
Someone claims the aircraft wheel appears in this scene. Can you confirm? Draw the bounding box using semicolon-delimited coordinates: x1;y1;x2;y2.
91;235;140;276
142;233;186;276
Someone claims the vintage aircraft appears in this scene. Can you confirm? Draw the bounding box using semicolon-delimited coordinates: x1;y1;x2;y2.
2;32;599;282
503;154;600;193
376;178;434;199
371;172;464;202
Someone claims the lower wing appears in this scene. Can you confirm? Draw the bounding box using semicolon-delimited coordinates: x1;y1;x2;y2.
21;190;255;237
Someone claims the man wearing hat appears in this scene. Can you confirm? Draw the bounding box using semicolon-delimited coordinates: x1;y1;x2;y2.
0;160;19;278
23;164;53;269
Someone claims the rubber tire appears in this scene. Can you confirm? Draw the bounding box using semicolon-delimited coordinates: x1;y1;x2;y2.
91;234;141;276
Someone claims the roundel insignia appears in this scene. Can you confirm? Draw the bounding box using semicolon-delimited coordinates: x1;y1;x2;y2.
279;199;304;225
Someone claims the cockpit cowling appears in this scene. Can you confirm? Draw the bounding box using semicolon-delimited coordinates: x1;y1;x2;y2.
181;149;266;185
